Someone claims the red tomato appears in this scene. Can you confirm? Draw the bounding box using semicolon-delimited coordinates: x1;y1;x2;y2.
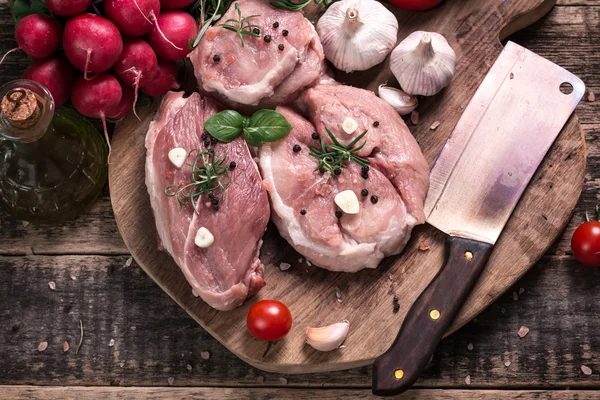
571;221;600;267
247;300;293;342
389;0;444;11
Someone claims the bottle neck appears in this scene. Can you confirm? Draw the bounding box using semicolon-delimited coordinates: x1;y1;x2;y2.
0;80;55;143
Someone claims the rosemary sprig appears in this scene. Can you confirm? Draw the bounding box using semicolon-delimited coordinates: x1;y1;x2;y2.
164;149;231;213
309;128;370;176
271;0;337;11
188;0;236;49
219;2;261;47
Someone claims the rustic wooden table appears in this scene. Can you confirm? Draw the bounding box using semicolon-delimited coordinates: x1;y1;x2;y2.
1;1;599;399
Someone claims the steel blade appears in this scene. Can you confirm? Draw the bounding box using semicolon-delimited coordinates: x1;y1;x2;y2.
424;41;584;244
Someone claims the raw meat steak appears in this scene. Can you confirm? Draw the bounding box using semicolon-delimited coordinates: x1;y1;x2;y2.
189;0;324;109
302;84;430;224
259;106;419;272
145;92;270;310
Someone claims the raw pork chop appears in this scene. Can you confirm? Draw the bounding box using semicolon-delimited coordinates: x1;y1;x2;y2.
146;92;270;310
259;106;418;272
302;84;430;224
189;0;324;108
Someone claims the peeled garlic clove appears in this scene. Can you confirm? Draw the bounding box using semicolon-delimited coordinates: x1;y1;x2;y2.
378;85;419;116
317;0;398;73
306;321;350;352
391;31;457;96
334;190;360;214
342;117;358;134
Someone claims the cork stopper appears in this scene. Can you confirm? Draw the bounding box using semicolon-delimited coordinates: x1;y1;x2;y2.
1;88;40;129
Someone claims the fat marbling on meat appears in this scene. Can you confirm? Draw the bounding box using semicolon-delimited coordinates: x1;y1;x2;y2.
189;0;324;110
145;92;270;310
259;85;430;272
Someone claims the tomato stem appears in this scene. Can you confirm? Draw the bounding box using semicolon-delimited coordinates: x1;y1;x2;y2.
262;341;274;358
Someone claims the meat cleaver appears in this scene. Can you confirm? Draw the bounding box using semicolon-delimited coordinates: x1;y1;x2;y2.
372;41;585;396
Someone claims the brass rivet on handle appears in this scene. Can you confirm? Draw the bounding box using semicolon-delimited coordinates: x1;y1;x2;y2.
430;309;441;320
464;251;473;261
394;369;404;379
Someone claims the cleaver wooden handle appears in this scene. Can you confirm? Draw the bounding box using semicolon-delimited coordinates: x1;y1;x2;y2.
372;236;493;396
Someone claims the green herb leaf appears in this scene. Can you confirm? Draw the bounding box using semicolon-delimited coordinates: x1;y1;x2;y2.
10;0;51;23
244;110;292;146
204;110;245;142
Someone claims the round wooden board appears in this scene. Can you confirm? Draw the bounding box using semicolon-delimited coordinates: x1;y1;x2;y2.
109;0;585;373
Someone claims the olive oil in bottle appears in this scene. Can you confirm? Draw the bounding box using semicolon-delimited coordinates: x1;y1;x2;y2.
0;79;108;223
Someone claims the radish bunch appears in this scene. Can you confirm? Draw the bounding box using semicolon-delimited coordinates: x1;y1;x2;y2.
6;0;198;128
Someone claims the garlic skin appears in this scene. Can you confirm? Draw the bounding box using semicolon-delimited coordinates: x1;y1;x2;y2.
306;321;350;352
391;31;456;96
317;0;398;73
378;85;418;115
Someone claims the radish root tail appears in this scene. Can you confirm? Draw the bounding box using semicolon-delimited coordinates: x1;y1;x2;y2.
101;113;112;160
150;12;183;51
0;47;20;66
133;0;153;25
133;71;141;121
83;49;93;81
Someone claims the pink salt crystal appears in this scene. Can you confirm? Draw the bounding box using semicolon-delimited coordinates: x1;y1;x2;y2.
38;341;48;352
410;111;419;125
63;341;69;352
48;281;56;290
518;326;530;338
201;351;210;360
504;361;511;367
467;343;473;351
168;377;174;385
279;377;288;385
430;121;441;130
465;375;471;385
186;364;192;372
582;365;593;375
588;92;595;102
418;242;430;251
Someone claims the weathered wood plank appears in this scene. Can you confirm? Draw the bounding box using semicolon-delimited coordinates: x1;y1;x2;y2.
1;254;599;387
3;387;600;400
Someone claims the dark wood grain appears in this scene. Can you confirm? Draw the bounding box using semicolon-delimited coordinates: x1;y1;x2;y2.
373;238;494;396
0;0;599;397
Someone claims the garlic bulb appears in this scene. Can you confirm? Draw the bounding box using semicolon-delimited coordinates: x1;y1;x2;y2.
306;321;350;352
378;85;418;115
390;31;456;96
317;0;398;73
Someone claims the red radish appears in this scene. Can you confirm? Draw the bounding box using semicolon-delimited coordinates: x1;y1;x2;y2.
22;56;75;108
106;85;135;120
146;11;198;60
104;0;160;37
45;0;92;16
71;73;123;150
141;59;180;97
160;0;194;9
114;38;158;118
63;14;123;79
1;14;62;62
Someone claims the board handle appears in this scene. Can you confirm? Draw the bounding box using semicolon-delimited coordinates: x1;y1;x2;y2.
372;236;493;396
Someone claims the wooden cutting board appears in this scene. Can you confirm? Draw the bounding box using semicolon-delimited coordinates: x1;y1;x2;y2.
109;0;585;373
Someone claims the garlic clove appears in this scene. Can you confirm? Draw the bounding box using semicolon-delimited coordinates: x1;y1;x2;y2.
168;147;187;169
334;190;360;214
378;85;419;116
390;31;457;96
316;0;398;73
306;321;350;352
194;227;214;248
342;117;358;134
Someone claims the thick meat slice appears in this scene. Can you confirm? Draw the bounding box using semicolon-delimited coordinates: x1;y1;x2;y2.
259;106;414;272
145;92;269;310
190;0;322;108
302;84;430;223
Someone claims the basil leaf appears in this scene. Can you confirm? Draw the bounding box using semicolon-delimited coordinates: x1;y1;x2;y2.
243;127;263;147
244;110;293;146
204;110;245;142
10;0;51;23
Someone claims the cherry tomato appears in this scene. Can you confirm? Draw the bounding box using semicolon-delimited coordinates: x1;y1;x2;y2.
247;300;293;342
571;220;600;267
388;0;444;11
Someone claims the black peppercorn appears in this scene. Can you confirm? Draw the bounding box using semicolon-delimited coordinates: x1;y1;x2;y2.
211;197;219;205
229;161;237;169
361;172;369;180
213;55;220;62
203;139;211;147
253;28;260;34
333;167;342;175
282;29;289;36
300;209;307;215
210;136;218;144
208;193;215;200
335;211;343;218
319;166;325;174
264;35;272;43
278;44;284;51
373;121;380;127
201;132;208;140
293;144;301;153
273;21;279;28
370;195;379;204
361;189;369;197
311;132;319;140
213;204;220;211
361;165;369;173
